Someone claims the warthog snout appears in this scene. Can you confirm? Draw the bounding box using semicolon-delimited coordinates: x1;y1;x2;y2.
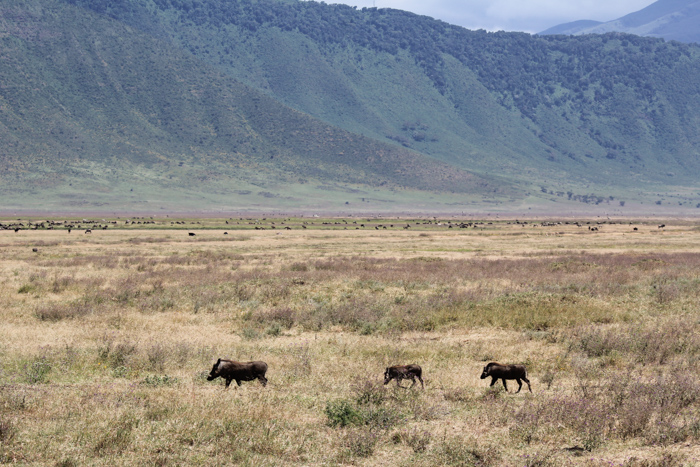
383;372;392;385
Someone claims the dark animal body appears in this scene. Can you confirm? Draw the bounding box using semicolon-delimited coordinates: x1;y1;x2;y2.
480;362;531;393
207;359;268;388
383;364;424;388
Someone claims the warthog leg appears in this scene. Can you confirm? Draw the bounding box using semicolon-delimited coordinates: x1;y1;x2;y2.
516;377;532;393
489;377;509;392
409;375;424;388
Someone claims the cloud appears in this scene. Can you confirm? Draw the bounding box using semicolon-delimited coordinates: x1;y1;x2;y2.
332;0;658;32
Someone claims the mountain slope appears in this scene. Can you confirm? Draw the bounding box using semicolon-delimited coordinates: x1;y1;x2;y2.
62;0;700;189
540;20;603;36
0;0;502;212
4;0;700;213
541;0;700;44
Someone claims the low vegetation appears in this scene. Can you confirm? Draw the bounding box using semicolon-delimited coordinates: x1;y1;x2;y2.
1;218;699;465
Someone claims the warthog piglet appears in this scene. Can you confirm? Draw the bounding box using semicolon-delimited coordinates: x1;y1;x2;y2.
384;364;424;389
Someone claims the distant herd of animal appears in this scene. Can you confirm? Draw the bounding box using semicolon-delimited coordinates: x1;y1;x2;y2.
207;359;532;393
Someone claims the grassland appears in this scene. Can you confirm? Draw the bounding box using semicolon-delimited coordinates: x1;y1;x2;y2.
1;217;700;465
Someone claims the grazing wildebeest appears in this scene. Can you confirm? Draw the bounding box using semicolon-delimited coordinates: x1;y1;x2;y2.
480;362;531;393
383;364;424;389
207;359;268;388
189;232;196;236
85;229;92;234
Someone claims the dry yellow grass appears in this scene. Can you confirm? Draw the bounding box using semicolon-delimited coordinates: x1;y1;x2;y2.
1;218;699;465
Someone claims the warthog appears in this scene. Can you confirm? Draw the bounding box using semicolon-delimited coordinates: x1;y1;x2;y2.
207;359;268;388
383;364;424;389
480;362;531;393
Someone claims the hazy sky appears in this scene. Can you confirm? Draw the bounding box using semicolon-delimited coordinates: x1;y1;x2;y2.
333;0;658;33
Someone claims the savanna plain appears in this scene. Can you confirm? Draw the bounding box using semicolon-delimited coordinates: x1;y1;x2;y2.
1;217;700;466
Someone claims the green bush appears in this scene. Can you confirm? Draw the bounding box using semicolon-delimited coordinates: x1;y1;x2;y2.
142;374;179;387
18;284;36;294
25;358;51;384
325;400;362;427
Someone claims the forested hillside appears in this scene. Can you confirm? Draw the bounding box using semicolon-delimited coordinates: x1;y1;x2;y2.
3;0;700;212
0;0;500;212
61;0;700;197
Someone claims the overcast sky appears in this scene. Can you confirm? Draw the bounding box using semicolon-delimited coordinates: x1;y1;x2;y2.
332;0;658;33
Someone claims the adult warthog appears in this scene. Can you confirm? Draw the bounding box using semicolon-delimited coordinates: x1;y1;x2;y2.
480;362;531;393
383;364;424;389
207;359;268;388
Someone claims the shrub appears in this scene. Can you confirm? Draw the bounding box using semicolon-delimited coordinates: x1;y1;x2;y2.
146;343;169;372
325;400;363;428
518;449;562;467
342;428;378;458
362;405;404;429
18;283;37;294
54;460;77;467
246;307;296;334
443;388;475;403
239;327;261;340
35;302;92;321
25;357;51;384
396;427;431;453
112;366;130;378
0;418;14;443
97;339;138;369
572;321;700;365
51;275;76;293
142;375;179;387
620;453;688;467
429;436;497;466
288;262;308;272
324;397;403;430
351;378;386;405
512;367;700;452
